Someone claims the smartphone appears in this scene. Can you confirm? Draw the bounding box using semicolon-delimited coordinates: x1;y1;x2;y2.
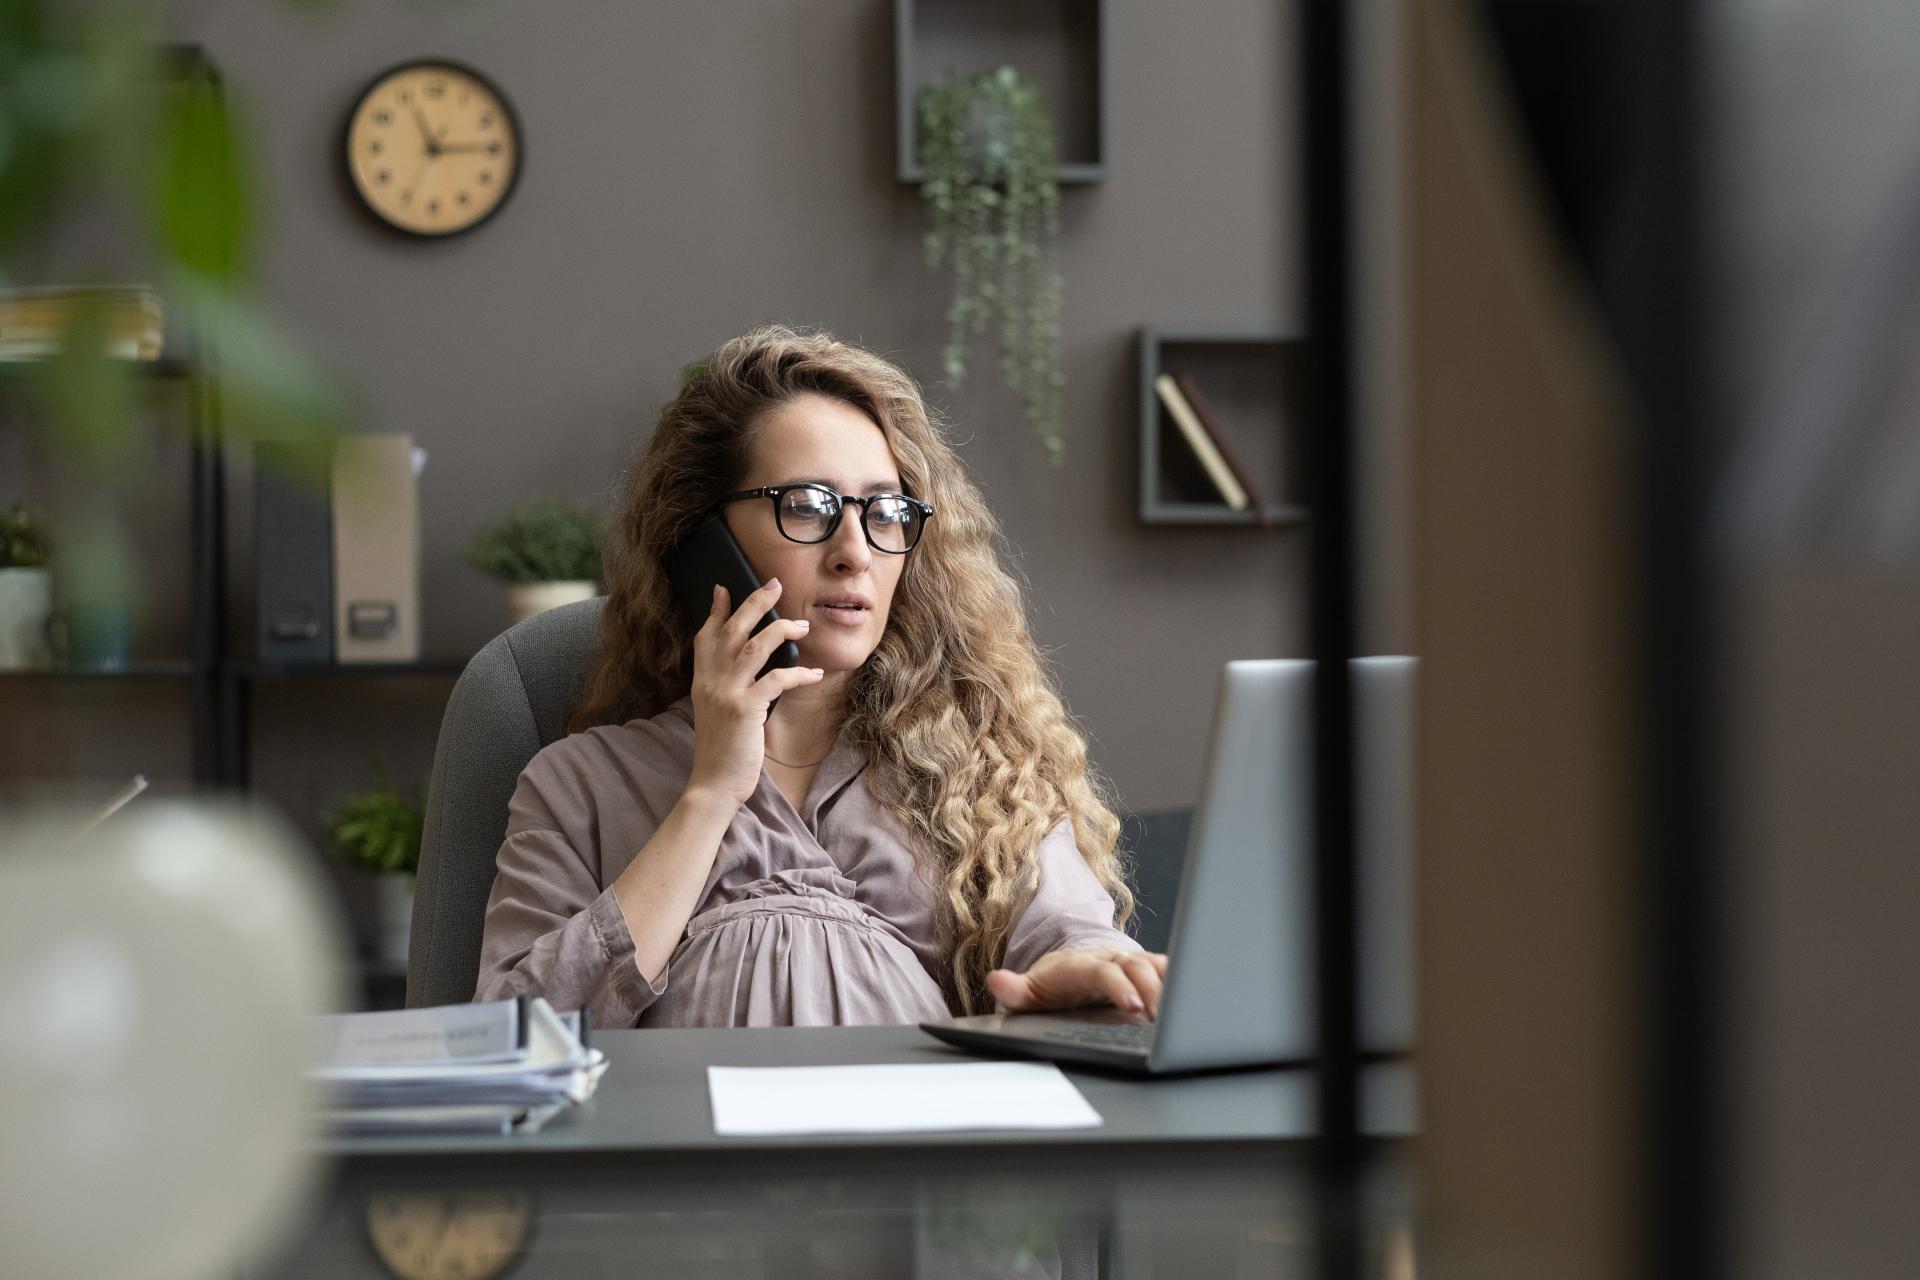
665;514;801;681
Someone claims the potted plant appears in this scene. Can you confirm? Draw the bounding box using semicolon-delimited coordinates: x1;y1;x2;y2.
464;496;606;624
917;65;1067;465
328;771;426;967
0;502;54;670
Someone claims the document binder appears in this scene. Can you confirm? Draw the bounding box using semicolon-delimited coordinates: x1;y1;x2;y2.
330;433;421;663
254;440;335;664
311;997;605;1136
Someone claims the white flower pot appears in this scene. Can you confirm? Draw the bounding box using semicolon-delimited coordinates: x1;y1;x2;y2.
372;872;416;967
0;567;53;670
507;580;597;625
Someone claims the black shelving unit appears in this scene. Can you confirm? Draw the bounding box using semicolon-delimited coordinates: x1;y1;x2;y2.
0;661;199;682
0;44;473;794
218;659;470;790
0;354;229;783
0;48;232;785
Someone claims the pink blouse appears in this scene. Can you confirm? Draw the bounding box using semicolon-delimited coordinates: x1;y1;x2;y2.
473;697;1139;1027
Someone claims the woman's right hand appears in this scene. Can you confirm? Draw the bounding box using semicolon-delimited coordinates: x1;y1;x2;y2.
685;578;824;810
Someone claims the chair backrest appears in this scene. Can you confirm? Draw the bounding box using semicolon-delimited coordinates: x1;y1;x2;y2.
1119;808;1193;955
408;597;606;1008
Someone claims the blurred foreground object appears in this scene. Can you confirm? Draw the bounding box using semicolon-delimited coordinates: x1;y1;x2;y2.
0;799;348;1280
1716;149;1920;565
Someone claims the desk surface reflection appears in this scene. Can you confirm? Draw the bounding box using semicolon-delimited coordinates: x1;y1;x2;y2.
261;1026;1416;1280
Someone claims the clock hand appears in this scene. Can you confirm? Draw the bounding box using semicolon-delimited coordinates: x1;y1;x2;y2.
412;104;433;145
422;1200;456;1270
435;143;494;154
403;152;431;201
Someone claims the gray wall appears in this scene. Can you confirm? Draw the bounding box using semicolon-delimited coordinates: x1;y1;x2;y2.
4;1;1300;857
1713;2;1920;1274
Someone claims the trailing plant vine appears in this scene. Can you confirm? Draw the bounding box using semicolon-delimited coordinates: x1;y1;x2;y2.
917;66;1066;465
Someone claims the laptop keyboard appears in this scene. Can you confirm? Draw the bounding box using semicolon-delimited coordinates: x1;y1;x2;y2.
1034;1021;1155;1053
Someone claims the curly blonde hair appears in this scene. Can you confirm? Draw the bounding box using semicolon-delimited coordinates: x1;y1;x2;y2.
570;324;1133;1012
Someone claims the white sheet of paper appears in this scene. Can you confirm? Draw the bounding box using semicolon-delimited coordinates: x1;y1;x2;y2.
707;1062;1104;1136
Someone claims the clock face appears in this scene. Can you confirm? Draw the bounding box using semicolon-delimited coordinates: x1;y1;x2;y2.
365;1192;534;1280
344;60;521;237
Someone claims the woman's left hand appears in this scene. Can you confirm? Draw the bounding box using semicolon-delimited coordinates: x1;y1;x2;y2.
986;948;1169;1019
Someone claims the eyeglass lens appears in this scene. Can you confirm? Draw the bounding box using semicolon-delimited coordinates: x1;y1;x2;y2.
776;485;920;551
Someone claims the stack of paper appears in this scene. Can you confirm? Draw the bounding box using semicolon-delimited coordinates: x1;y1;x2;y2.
310;997;606;1136
0;286;165;360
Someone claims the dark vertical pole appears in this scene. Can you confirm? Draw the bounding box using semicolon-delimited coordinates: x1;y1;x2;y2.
183;49;233;789
188;369;223;787
1478;1;1719;1272
1629;4;1719;1278
1300;0;1360;1276
220;669;251;791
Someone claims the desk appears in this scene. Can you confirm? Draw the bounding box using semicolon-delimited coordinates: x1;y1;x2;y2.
264;1028;1417;1280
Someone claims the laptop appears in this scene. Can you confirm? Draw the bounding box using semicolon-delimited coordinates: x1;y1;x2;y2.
919;657;1416;1075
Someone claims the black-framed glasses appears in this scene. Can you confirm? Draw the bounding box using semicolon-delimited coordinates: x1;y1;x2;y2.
716;483;934;554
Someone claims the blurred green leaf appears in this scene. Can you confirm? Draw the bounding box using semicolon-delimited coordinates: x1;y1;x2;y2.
28;299;137;466
0;27;73;256
52;499;135;609
153;69;249;282
85;11;164;201
169;270;348;453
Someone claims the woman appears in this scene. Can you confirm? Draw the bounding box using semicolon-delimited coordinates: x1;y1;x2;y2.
474;324;1167;1027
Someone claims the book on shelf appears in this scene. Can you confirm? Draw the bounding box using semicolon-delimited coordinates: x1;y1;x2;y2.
0;286;165;361
1171;371;1272;525
1154;373;1249;510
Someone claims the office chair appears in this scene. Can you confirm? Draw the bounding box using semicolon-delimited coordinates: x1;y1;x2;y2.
408;596;605;1008
1119;809;1193;956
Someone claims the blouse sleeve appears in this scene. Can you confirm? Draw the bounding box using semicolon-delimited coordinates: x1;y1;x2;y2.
472;750;668;1027
1000;817;1144;975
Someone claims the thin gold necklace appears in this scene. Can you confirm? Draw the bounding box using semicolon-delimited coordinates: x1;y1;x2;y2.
764;745;832;769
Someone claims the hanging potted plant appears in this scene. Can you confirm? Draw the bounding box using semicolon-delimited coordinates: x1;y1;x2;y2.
917;65;1067;465
0;502;55;670
464;496;606;625
328;770;426;967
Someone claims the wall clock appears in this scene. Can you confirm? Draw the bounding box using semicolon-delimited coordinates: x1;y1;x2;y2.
343;59;522;237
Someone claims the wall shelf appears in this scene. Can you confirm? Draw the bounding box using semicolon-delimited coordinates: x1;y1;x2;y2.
894;0;1110;184
0;354;195;381
1137;328;1308;526
228;659;469;680
0;661;199;682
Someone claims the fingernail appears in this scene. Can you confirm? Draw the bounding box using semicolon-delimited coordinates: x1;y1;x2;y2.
795;620;810;630
811;668;824;676
766;577;780;589
1127;997;1144;1013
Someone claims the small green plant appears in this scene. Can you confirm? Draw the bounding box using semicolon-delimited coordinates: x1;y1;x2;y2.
328;772;425;877
464;497;606;586
0;503;53;569
917;65;1066;466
